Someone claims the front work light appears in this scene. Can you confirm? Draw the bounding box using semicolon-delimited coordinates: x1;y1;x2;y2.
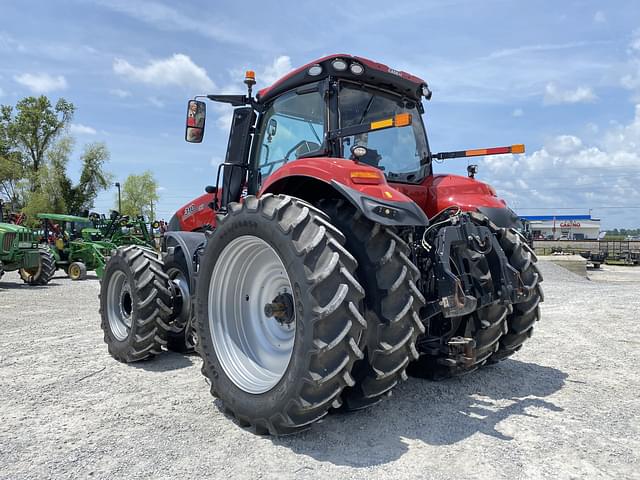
350;63;364;75
308;64;323;76
332;59;348;71
421;84;432;100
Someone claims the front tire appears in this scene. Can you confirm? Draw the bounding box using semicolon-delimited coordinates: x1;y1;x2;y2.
196;195;366;435
68;261;87;281
100;246;172;362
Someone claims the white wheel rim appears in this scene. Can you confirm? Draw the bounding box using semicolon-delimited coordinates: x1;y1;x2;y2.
107;270;133;341
208;235;296;394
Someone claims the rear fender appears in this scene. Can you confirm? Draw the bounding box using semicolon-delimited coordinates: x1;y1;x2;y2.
259;158;429;226
163;231;206;291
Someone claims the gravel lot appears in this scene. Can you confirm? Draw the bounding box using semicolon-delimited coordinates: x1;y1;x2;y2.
1;261;639;480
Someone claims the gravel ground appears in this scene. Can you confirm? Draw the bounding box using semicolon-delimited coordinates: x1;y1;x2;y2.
1;261;639;480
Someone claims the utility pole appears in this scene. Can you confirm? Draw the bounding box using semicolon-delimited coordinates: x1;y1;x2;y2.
115;182;122;213
150;199;154;222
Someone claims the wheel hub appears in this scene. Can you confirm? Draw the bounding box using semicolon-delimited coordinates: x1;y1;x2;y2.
208;235;296;394
264;292;294;325
167;268;190;329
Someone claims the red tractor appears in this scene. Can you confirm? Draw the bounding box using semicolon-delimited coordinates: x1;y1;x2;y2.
100;54;543;435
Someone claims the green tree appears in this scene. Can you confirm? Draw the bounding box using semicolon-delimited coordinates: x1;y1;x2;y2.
1;95;111;219
65;142;113;214
119;171;159;219
1;96;74;189
0;155;24;208
0;106;24;208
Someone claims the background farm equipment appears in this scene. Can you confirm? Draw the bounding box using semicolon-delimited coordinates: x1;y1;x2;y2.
37;213;116;280
100;54;543;435
538;239;640;267
0;221;55;285
0;200;26;226
91;212;158;249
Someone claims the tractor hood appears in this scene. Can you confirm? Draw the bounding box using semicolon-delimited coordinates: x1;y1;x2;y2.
0;222;30;234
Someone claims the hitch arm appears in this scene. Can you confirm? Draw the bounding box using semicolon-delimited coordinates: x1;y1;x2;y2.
432;144;525;161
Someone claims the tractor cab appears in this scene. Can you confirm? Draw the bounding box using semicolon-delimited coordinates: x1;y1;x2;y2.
180;54;523;229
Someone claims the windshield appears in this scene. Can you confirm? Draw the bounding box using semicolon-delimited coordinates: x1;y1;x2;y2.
338;83;430;183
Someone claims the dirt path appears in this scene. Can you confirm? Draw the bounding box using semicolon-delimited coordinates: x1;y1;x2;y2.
1;261;638;479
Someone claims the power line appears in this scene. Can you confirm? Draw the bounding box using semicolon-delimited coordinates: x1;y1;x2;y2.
516;206;640;210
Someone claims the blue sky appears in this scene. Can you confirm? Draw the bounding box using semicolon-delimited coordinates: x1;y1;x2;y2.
1;0;640;228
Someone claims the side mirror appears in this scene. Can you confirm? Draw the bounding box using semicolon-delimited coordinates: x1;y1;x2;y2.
267;118;277;143
185;99;206;143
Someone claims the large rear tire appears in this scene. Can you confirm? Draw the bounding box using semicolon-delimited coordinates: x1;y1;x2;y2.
319;199;425;410
19;247;56;286
195;194;366;435
489;228;543;362
100;246;172;362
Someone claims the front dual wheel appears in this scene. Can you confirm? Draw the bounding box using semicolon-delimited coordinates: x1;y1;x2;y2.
196;195;366;435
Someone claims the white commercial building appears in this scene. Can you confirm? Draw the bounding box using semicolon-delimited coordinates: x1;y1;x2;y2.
522;215;601;240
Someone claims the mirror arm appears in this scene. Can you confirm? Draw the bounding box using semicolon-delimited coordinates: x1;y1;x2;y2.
206;94;247;106
202;94;264;112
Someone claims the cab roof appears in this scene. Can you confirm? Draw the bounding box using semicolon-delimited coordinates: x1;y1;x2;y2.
257;54;428;104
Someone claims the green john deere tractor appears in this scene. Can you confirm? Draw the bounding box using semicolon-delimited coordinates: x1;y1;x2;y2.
0;222;55;285
37;213;116;280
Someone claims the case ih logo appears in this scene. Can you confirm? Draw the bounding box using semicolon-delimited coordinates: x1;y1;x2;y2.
387;68;401;76
559;221;581;228
183;203;205;220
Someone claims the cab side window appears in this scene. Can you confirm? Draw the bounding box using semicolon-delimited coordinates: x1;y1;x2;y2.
257;88;325;180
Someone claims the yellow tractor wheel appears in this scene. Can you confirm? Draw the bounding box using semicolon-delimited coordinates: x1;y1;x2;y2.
68;262;88;281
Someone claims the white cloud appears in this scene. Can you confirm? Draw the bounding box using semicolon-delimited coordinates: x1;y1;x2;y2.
631;35;640;53
14;73;68;93
512;108;523;117
543;82;597;105
0;32;26;53
487;41;608;60
96;0;261;50
113;54;215;91
69;123;97;135
593;11;606;24
211;56;294;131
262;56;293;85
621;31;640;91
546;134;582;154
481;104;640;227
212;103;234;131
109;88;131;98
